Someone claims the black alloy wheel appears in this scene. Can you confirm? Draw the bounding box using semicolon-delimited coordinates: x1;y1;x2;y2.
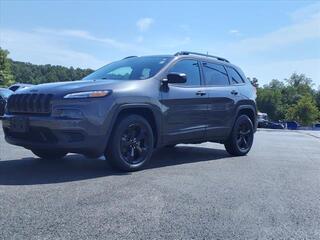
120;123;151;165
106;115;154;171
236;121;253;151
225;115;254;156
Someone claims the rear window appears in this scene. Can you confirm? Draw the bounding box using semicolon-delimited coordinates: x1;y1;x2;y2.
227;67;245;84
203;62;229;86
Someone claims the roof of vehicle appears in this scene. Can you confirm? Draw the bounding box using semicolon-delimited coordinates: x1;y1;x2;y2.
121;52;247;81
146;52;241;69
9;83;34;87
123;52;232;65
0;88;13;92
175;51;229;62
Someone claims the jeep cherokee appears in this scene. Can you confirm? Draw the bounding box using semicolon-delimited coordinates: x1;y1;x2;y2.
1;51;257;171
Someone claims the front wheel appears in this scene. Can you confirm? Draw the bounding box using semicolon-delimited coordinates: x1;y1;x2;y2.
106;115;154;171
31;149;67;160
225;115;254;156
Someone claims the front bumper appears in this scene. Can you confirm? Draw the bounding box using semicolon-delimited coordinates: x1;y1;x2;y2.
2;115;108;155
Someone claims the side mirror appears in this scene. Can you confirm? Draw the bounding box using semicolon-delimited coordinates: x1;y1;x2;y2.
166;72;187;84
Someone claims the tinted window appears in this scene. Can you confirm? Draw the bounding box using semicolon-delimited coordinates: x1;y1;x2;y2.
9;86;19;91
106;66;133;80
83;56;173;80
227;67;245;84
203;62;229;86
169;60;201;86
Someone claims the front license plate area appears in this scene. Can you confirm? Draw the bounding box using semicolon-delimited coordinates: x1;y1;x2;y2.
10;117;29;133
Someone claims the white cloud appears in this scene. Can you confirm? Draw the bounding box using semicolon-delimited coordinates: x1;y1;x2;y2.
290;2;320;22
226;11;320;54
206;5;320;87
136;18;154;32
228;29;240;36
35;28;134;51
244;58;320;87
0;28;107;69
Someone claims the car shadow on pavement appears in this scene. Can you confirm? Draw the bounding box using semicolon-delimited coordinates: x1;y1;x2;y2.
0;146;230;186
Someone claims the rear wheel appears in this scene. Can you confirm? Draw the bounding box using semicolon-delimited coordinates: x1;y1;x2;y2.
106;115;154;171
31;149;67;160
225;115;254;156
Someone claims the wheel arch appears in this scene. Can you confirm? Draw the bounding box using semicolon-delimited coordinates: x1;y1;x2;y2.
106;104;162;149
235;104;257;131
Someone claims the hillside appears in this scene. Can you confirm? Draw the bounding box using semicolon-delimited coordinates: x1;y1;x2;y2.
9;60;94;84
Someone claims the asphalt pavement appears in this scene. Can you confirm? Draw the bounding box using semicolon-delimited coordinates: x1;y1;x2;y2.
0;125;319;240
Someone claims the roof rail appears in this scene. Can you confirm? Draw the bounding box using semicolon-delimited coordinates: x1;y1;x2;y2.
174;51;230;63
123;56;137;60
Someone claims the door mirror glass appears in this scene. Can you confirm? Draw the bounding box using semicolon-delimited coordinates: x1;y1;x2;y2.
166;72;187;84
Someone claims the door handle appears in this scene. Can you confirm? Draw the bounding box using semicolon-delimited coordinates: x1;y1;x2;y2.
231;90;238;95
196;91;206;96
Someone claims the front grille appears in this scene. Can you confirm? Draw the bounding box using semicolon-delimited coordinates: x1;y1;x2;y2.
7;93;53;115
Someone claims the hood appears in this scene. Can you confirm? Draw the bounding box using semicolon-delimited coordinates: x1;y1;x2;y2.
16;79;129;97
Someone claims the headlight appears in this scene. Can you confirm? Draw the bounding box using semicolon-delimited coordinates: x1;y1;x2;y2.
64;90;111;99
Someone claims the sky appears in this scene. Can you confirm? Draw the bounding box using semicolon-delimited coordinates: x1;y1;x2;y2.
0;0;319;87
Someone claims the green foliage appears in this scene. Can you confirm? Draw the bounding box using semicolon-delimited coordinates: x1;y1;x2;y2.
10;61;94;84
257;87;285;120
256;73;320;125
285;95;320;125
0;47;15;87
1;47;94;86
247;77;259;88
315;89;320;110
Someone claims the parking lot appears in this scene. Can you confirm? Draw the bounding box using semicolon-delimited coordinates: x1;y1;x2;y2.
0;124;319;240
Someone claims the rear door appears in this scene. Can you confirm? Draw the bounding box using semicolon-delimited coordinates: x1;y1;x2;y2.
201;61;238;139
160;59;208;143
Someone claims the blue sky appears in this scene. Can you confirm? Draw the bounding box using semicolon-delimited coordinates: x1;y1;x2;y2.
1;0;319;86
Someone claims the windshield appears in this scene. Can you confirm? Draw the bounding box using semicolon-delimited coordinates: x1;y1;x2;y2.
83;56;173;81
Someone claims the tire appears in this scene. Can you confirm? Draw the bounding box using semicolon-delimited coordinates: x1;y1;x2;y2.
31;149;67;160
224;115;254;156
106;114;154;171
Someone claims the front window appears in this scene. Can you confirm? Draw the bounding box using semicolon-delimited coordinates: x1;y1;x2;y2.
83;56;173;80
169;60;201;86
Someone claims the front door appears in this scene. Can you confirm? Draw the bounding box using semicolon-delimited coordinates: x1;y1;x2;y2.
160;59;208;144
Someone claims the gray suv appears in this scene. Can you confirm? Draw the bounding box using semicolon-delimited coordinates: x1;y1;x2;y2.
2;51;257;171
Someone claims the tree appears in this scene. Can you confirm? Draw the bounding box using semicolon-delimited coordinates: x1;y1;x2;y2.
285;95;319;125
257;87;285;120
285;72;313;88
315;89;320;111
0;47;14;87
247;77;259;88
10;60;94;84
267;79;285;89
